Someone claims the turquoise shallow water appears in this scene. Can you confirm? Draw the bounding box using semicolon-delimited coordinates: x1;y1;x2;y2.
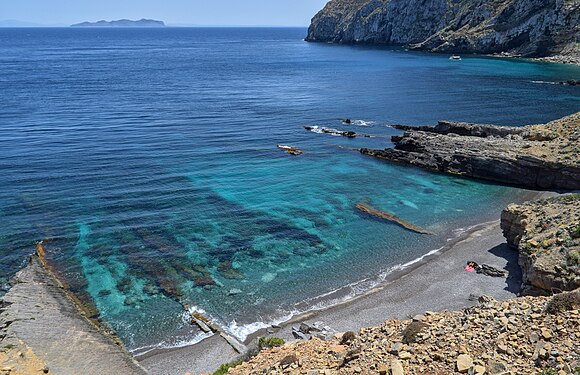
0;27;579;351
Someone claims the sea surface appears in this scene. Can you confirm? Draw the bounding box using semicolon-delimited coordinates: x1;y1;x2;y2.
0;27;579;352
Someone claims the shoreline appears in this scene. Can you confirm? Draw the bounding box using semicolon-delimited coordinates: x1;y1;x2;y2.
139;192;548;374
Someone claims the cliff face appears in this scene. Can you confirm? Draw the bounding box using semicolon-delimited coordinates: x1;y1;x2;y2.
501;195;580;294
306;0;580;58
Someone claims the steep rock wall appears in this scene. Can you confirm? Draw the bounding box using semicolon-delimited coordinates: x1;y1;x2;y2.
307;0;580;57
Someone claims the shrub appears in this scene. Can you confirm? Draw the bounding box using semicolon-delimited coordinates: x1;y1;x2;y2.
258;336;285;349
213;360;243;375
545;290;580;314
570;225;580;239
213;363;234;375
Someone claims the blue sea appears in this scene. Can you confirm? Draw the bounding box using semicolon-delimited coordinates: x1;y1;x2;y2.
0;27;578;353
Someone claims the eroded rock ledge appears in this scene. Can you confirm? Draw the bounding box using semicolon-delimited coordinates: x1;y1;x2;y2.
0;255;146;375
501;194;580;294
360;112;580;190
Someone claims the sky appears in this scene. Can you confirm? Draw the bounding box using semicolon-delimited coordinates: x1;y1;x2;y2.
0;0;329;26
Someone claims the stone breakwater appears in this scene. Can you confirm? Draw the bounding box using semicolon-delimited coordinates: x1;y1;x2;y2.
229;292;580;374
501;194;580;295
306;0;580;61
360;112;580;190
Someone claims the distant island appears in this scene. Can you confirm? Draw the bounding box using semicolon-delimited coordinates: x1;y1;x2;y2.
71;19;165;27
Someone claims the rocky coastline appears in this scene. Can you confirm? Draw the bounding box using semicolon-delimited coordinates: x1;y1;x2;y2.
306;0;580;64
501;194;580;295
218;112;580;374
0;254;145;375
360;113;580;191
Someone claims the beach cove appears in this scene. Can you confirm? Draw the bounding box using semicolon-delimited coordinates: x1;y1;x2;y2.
0;27;579;374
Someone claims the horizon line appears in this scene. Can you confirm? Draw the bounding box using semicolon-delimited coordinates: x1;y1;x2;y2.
0;22;310;28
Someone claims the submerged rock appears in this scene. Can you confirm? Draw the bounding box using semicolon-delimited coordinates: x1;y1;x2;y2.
277;144;304;156
355;203;434;235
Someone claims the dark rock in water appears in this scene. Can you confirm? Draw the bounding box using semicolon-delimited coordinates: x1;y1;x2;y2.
360;113;580;191
343;118;352;124
218;260;245;280
277;144;304;156
306;0;579;59
355;203;434;235
116;277;132;293
142;283;159;296
559;80;579;86
194;276;216;288
98;289;111;297
304;126;371;138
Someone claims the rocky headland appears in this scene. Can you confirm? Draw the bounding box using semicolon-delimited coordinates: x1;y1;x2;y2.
306;0;580;63
360;112;580;190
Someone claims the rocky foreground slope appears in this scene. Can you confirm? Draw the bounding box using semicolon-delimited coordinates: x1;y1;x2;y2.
307;0;580;61
360;112;580;190
230;292;580;374
502;194;580;294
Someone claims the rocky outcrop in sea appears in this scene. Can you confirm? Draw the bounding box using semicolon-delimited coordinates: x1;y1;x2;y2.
307;0;580;60
360;112;580;190
71;19;165;27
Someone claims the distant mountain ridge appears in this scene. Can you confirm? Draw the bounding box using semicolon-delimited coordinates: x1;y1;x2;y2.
306;0;580;60
71;19;165;27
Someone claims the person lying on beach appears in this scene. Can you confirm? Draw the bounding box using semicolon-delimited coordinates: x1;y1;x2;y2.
464;261;476;272
465;261;507;277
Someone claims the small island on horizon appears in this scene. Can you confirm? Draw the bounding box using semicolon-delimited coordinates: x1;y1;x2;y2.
71;18;165;27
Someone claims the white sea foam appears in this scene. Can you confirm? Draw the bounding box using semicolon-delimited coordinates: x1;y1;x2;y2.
130;331;213;356
198;243;449;342
305;126;343;136
350;120;375;126
170;224;489;344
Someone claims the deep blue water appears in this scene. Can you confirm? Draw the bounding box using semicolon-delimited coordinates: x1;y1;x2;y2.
0;27;578;352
